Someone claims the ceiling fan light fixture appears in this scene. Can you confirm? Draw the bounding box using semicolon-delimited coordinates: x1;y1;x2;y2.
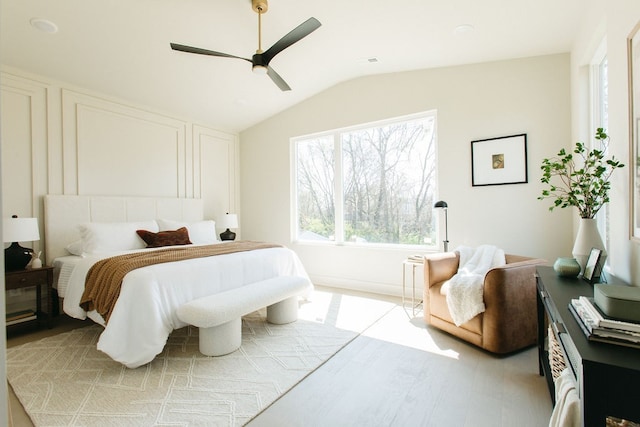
252;64;268;75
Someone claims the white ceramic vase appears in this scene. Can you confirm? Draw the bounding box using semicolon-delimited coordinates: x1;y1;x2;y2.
572;218;606;272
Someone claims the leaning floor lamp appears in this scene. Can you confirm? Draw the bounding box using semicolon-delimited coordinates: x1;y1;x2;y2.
434;200;449;252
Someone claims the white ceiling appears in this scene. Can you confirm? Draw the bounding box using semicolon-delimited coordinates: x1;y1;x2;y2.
1;0;584;133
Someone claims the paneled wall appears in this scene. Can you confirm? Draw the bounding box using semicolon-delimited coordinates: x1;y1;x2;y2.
1;67;239;262
0;73;48;231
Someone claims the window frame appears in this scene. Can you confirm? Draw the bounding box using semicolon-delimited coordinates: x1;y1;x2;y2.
589;39;609;249
291;110;438;249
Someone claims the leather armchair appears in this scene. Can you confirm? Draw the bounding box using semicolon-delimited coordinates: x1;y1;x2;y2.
423;251;546;354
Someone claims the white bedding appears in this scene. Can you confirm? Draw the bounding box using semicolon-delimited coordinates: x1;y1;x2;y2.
62;244;311;368
52;255;83;298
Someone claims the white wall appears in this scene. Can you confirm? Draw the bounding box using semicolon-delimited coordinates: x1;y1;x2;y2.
0;66;240;264
570;1;640;285
240;54;573;296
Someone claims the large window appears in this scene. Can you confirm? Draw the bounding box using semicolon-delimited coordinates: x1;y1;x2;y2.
293;111;438;247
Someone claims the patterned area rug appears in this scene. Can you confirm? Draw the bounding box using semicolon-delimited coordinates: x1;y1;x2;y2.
7;294;394;426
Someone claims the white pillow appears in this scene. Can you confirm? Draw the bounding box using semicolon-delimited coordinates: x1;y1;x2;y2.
157;219;218;245
78;220;159;254
65;240;84;256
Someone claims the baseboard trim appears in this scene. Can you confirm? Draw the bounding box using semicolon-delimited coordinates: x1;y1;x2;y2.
309;275;406;298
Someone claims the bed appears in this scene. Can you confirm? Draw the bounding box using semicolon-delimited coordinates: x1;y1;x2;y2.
44;195;311;368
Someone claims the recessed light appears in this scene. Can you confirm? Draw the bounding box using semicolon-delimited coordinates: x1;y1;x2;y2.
357;57;381;66
454;24;474;35
30;18;58;34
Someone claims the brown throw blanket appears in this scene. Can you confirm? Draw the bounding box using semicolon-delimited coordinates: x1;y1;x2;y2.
80;241;282;323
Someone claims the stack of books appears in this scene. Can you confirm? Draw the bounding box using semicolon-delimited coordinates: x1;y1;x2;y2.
569;296;640;348
6;309;37;326
569;296;640;349
407;254;425;263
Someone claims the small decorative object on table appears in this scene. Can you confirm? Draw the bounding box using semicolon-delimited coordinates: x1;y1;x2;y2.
594;283;640;323
553;257;581;278
29;251;42;269
582;248;603;284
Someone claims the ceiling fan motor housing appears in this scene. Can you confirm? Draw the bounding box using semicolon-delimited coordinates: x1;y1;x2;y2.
251;53;269;74
252;52;266;66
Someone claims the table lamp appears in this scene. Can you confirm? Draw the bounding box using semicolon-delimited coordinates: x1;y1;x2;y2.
4;215;40;271
433;200;449;252
219;213;238;241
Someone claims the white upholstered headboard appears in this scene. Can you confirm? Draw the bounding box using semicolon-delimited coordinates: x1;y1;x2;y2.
44;195;204;263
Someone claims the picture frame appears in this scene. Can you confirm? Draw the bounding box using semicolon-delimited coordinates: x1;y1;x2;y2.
471;134;528;186
628;20;640;242
582;247;603;284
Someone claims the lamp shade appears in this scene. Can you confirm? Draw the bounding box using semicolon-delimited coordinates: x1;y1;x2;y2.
218;213;238;230
3;216;40;243
434;200;448;209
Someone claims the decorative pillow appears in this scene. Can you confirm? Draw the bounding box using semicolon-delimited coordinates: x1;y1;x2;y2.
156;219;218;244
78;220;159;254
65;240;84;256
136;227;192;248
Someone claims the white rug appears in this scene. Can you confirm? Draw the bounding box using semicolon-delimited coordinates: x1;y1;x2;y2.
7;292;395;426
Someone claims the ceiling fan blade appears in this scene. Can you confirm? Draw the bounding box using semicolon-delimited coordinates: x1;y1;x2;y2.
262;17;321;64
170;43;252;63
266;66;291;91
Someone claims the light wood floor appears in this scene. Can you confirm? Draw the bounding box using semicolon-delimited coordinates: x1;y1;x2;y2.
248;302;552;427
7;289;552;427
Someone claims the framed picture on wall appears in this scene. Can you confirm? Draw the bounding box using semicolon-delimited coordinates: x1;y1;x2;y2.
471;134;528;186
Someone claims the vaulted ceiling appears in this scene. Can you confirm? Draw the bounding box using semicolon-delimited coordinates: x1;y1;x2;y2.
1;0;584;133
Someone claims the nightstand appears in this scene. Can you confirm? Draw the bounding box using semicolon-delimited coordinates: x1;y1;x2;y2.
5;266;54;331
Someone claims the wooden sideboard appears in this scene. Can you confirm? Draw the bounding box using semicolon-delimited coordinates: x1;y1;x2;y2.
536;266;640;426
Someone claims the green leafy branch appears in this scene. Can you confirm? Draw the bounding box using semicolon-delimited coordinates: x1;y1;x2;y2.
538;128;624;219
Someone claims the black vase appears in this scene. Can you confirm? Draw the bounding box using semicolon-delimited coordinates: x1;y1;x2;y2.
219;228;236;241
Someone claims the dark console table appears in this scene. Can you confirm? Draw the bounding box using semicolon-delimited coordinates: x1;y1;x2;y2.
536;266;640;426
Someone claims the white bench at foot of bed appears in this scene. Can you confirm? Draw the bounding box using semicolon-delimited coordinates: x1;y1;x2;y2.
176;276;312;356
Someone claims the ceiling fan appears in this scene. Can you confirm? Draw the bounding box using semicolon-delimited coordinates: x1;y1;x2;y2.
170;0;321;91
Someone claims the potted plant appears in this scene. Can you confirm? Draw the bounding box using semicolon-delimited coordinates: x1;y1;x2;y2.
538;128;624;269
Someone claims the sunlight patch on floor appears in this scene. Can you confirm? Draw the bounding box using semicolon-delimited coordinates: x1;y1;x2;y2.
298;289;395;333
362;305;461;359
298;289;460;360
